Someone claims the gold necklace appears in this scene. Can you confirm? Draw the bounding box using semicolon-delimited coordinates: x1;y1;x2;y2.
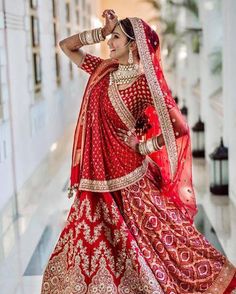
110;63;140;85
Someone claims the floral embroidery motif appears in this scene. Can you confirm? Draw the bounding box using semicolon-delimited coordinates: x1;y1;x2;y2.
41;245;87;294
42;171;235;294
41;193;164;294
88;257;118;293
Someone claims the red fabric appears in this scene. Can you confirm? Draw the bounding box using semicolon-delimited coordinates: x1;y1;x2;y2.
42;162;236;293
70;46;197;223
80;73;145;182
130;18;197;222
50;18;236;293
224;274;236;293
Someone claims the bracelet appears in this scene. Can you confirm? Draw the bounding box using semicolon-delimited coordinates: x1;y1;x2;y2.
152;136;163;150
138;136;163;155
138;141;148;155
78;27;105;45
138;140;153;155
146;138;156;153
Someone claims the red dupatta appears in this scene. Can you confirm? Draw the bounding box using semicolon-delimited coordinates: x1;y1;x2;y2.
69;17;197;223
130;17;197;222
68;59;119;195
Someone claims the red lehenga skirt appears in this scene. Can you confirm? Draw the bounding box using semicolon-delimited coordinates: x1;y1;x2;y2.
41;164;236;294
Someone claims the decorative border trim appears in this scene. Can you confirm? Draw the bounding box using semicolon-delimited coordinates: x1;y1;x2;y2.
79;159;148;192
108;82;136;130
129;18;178;178
203;260;236;294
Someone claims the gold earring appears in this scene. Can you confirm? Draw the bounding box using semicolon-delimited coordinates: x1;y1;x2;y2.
128;47;133;64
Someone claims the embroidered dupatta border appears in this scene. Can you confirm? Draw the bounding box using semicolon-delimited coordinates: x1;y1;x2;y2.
130;18;178;178
79;159;148;192
108;82;136;130
203;260;236;294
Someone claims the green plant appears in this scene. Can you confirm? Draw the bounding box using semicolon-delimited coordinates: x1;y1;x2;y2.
191;33;200;53
144;0;201;58
162;20;176;35
209;49;222;75
167;0;199;18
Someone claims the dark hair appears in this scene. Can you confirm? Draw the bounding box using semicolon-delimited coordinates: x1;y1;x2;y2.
118;18;159;52
119;18;135;42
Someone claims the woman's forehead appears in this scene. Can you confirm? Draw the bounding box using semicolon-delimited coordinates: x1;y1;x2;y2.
112;25;124;36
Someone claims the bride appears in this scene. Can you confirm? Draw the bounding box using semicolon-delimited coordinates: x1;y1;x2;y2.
41;9;236;294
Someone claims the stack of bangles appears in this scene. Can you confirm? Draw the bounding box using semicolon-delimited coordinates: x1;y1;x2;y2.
78;27;105;45
138;136;162;155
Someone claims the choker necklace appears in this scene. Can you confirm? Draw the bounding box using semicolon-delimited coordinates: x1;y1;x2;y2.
110;63;140;85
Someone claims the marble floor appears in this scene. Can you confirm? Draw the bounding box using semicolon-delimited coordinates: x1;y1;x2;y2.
0;126;235;294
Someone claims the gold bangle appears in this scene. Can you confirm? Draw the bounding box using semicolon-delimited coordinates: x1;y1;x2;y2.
152;136;163;150
146;138;155;153
138;141;151;155
138;142;146;155
78;27;105;46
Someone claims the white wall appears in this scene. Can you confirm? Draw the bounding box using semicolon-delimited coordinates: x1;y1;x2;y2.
199;0;223;159
222;0;236;205
0;0;100;234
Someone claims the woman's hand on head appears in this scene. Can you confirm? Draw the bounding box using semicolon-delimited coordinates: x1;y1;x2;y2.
117;128;139;152
101;9;118;37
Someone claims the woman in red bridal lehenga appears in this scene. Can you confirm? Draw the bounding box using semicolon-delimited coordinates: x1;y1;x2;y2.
41;10;236;294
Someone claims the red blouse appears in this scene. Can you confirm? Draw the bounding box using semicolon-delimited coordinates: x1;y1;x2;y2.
80;53;176;118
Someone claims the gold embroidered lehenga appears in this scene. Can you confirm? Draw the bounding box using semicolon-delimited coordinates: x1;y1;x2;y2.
41;18;236;294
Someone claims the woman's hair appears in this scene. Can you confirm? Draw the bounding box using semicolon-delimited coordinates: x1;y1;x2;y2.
119;18;135;41
119;18;159;52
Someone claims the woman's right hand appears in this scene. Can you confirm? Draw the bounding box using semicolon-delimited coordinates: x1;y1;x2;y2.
101;9;118;37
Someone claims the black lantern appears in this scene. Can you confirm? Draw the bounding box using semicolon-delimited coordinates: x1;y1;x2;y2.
180;101;188;121
209;138;228;195
192;117;205;158
174;95;179;105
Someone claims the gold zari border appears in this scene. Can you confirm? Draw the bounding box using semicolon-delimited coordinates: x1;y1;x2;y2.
108;82;136;130
203;260;236;294
130;18;178;178
79;159;148;192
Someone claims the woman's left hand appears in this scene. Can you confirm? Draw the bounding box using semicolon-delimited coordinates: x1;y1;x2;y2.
117;128;139;152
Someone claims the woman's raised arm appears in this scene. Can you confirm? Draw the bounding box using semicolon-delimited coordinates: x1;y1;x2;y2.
59;9;118;67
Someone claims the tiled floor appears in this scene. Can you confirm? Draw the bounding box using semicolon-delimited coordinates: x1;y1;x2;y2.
0;126;235;294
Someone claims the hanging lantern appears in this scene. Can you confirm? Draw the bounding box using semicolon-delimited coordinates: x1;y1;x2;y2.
180;102;188;121
192;117;205;158
174;95;179;105
209;138;228;195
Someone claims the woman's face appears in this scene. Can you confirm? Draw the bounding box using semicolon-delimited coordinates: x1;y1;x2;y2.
107;24;131;64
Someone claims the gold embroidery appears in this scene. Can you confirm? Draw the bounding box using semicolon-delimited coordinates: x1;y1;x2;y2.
203;260;236;294
130;18;178;178
108;82;136;130
41;196;164;294
88;257;118;293
118;256;164;294
79;159;148;192
41;245;87;294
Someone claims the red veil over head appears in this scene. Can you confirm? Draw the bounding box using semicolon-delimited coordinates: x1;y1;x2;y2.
129;17;197;222
69;17;197;223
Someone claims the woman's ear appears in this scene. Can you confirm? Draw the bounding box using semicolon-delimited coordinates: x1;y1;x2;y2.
130;41;137;51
